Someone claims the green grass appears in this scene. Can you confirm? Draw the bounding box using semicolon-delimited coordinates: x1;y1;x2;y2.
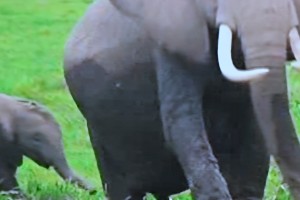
0;0;300;199
0;0;102;199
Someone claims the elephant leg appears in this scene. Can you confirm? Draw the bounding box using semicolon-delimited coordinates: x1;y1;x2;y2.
0;163;18;191
66;59;189;199
87;125;136;200
153;194;169;200
218;106;268;199
250;78;300;199
0;145;22;192
108;187;144;200
124;194;146;200
153;48;231;200
203;83;269;200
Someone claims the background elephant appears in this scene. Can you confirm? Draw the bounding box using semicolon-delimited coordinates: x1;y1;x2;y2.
0;93;94;195
63;0;271;199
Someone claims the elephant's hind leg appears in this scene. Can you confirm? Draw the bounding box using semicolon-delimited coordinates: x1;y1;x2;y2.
154;48;231;200
204;83;269;200
223;108;269;199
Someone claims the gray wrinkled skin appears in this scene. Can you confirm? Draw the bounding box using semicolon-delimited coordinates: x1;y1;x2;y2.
107;0;300;199
64;0;270;199
0;93;95;194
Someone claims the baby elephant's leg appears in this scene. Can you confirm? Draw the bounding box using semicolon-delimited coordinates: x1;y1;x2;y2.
0;162;18;191
0;144;23;193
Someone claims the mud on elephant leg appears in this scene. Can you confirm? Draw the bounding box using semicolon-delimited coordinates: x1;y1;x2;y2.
154;48;231;200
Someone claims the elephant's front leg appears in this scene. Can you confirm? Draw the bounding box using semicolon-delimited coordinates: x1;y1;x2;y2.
153;48;231;200
0;165;18;192
0;144;22;193
0;161;25;199
250;71;300;199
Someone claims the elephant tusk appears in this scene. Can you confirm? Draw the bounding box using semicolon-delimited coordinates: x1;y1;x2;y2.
217;24;269;82
289;27;300;70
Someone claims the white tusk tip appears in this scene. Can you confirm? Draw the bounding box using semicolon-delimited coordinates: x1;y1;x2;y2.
248;68;270;79
223;68;269;82
258;68;270;74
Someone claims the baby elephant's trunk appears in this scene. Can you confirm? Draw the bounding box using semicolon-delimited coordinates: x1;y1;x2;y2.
52;156;96;193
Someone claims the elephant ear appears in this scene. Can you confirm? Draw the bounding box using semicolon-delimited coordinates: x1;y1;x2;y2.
0;116;14;142
109;0;143;17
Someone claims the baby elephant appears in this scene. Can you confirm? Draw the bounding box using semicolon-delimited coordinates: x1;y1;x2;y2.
0;93;95;194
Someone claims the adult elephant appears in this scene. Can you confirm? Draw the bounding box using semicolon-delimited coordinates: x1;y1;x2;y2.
64;0;300;199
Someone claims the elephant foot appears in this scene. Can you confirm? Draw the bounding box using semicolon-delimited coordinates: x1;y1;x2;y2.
124;195;146;200
234;198;260;200
66;175;97;194
53;166;96;193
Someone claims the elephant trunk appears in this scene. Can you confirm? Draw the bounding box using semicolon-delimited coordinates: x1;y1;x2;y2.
241;22;300;194
52;155;96;193
217;8;300;199
249;77;300;199
242;29;300;198
218;23;300;196
45;140;96;193
216;0;300;197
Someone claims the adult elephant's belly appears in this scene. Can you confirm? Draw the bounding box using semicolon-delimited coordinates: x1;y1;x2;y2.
65;59;188;195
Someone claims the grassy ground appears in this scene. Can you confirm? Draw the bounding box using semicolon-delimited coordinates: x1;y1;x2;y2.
0;0;300;199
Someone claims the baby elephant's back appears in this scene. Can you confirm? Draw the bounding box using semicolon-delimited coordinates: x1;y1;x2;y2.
0;93;23;114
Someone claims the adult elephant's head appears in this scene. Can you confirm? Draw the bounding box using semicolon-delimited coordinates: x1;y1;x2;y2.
216;2;300;197
110;0;300;81
216;0;300;82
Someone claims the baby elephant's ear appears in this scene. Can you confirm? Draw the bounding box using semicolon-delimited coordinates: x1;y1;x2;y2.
0;117;14;142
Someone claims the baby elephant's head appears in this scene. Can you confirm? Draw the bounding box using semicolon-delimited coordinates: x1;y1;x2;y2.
14;99;62;168
12;98;95;192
